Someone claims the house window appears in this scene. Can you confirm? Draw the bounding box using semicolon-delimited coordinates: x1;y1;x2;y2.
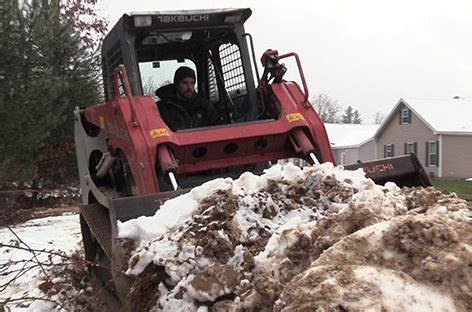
291;158;309;167
427;141;438;167
405;142;417;154
340;152;346;165
401;108;411;124
291;158;302;167
384;144;394;158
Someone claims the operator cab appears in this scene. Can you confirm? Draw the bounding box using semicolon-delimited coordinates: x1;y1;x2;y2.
101;8;278;127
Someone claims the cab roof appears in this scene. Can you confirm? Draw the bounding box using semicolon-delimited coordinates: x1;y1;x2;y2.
102;8;252;56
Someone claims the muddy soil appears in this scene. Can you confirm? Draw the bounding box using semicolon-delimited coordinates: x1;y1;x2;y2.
120;166;472;311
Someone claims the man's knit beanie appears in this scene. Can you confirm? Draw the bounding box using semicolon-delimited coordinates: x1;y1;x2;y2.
174;66;196;85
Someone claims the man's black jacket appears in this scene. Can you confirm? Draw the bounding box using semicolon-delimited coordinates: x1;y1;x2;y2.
156;84;220;131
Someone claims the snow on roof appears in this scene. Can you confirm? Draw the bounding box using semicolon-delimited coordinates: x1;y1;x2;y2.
324;123;380;148
403;98;472;133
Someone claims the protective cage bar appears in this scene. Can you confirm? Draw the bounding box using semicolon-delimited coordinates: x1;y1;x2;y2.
219;43;246;91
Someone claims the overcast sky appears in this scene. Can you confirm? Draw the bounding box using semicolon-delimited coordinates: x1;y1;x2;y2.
97;0;472;123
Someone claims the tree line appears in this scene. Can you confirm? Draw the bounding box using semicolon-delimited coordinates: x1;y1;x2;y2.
0;0;106;189
311;93;385;124
311;93;361;124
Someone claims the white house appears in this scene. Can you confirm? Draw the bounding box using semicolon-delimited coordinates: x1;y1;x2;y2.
374;98;472;178
324;123;380;165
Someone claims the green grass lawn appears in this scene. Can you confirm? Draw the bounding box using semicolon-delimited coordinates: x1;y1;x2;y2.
431;179;472;201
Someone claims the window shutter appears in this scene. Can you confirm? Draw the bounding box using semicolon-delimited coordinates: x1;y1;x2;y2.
408;110;412;123
436;140;440;166
404;143;407;154
392;144;395;156
425;142;429;166
399;110;402;124
414;142;417;154
384;145;387;158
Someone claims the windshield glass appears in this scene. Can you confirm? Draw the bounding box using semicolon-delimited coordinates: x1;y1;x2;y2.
139;59;197;100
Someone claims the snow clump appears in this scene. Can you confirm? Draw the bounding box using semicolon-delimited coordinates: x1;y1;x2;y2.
117;163;472;311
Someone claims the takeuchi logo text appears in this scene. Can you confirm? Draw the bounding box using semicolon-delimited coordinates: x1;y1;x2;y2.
157;15;210;23
362;163;395;174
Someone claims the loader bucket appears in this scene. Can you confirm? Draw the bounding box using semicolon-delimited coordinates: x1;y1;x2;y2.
343;154;431;187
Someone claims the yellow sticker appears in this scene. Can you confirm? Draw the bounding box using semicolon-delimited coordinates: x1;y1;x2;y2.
99;116;106;129
286;113;304;122
150;128;170;138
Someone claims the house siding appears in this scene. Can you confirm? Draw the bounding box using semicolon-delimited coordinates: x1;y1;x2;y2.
376;103;439;177
440;135;472;178
359;140;376;161
332;147;359;165
332;140;376;166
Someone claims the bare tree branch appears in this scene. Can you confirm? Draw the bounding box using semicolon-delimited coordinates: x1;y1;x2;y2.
311;93;342;123
0;243;117;310
6;226;49;280
373;111;385;124
1;295;64;309
0;243;124;275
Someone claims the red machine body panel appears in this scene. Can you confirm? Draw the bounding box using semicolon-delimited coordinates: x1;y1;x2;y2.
83;66;334;195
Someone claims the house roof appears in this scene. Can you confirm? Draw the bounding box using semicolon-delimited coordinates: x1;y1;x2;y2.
325;123;380;148
376;98;472;136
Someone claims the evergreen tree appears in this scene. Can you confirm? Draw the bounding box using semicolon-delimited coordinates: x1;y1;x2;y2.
342;106;354;123
341;106;362;124
0;0;106;187
352;110;362;124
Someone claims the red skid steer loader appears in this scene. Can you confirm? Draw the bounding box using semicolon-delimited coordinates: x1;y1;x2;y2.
74;8;430;309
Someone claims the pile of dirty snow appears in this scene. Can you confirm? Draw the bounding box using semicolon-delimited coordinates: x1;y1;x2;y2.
118;163;472;311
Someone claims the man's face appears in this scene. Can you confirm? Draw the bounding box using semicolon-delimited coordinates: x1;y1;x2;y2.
176;77;195;100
